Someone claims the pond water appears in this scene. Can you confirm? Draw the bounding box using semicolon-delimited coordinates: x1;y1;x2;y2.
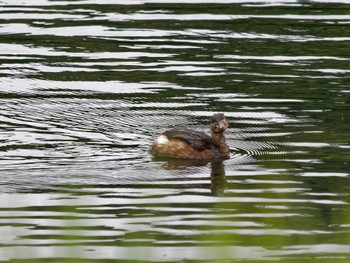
0;0;350;262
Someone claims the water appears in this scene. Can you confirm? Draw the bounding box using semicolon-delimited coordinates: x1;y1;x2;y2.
0;0;350;262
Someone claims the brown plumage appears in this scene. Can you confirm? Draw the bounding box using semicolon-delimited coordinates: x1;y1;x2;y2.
152;113;230;160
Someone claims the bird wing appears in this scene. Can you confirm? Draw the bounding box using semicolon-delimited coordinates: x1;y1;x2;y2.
163;128;213;150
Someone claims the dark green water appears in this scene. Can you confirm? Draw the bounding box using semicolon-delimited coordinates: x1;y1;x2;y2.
0;0;350;262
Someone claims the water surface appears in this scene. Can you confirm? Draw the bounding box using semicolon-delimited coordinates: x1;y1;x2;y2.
0;0;350;262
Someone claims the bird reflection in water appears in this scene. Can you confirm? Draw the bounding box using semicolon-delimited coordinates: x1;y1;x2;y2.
210;161;226;196
158;158;227;196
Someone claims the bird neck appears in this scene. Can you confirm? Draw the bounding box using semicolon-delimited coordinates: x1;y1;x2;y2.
211;131;229;153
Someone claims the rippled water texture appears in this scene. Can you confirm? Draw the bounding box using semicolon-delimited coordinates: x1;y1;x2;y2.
0;0;350;262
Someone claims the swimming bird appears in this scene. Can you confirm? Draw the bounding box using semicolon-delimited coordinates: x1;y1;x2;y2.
152;113;230;160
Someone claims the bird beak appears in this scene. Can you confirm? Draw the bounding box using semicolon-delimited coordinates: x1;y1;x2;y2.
218;120;227;131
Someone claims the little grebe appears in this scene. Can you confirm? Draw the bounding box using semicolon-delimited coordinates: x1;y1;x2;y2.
152;113;230;160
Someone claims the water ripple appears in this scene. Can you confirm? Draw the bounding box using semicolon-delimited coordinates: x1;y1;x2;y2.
1;1;350;262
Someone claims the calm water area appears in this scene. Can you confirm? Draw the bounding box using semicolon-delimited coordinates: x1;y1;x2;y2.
0;0;350;262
